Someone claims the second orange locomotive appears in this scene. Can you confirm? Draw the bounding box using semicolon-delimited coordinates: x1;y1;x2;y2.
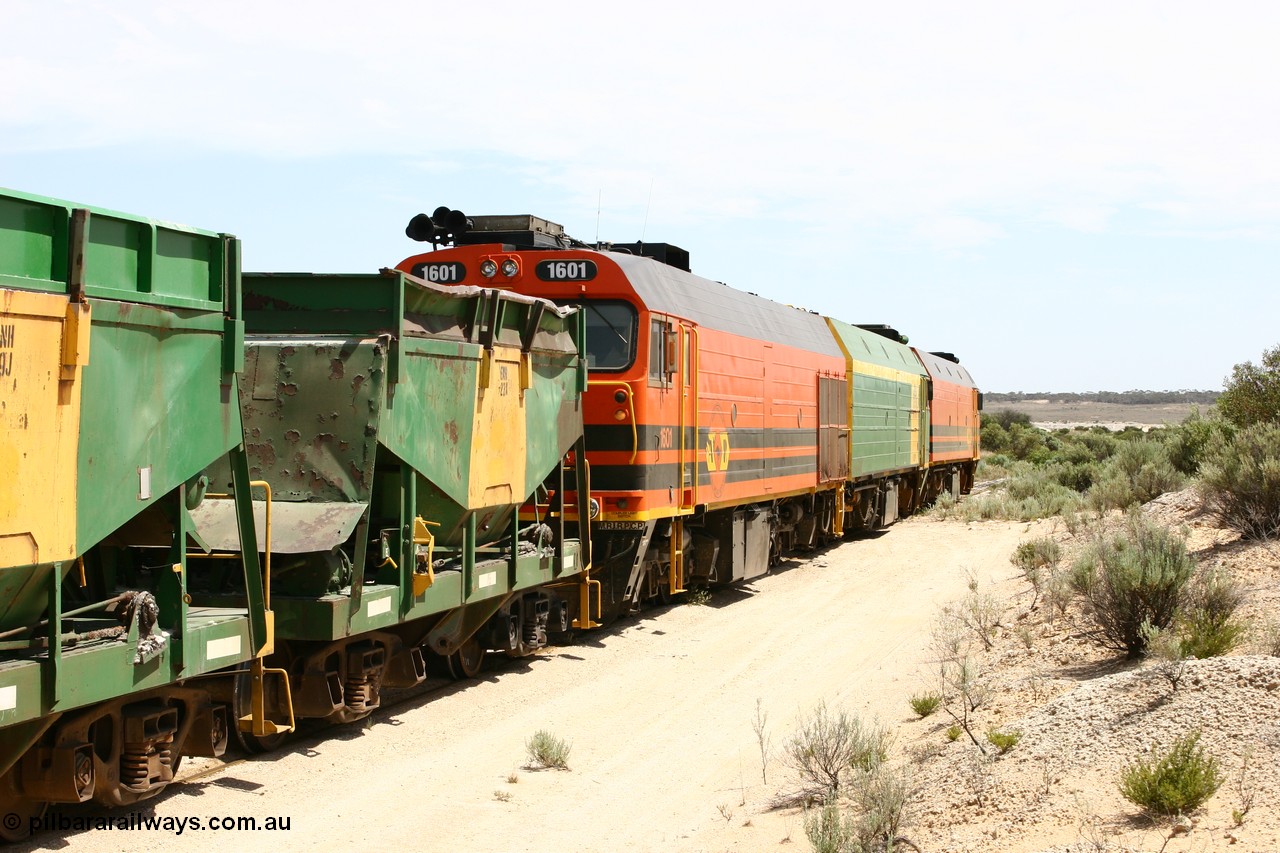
397;210;980;620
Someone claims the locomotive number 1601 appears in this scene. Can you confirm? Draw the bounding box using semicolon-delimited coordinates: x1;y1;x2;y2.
536;260;597;282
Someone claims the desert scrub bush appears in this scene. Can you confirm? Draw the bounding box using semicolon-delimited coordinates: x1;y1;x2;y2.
946;580;1005;650
1086;440;1184;513
1119;732;1223;817
946;467;1084;522
1161;407;1232;475
1197;421;1280;540
804;797;857;853
1176;569;1246;658
929;489;957;518
1252;619;1280;656
1011;536;1062;609
908;692;941;718
1142;622;1190;691
975;453;1014;481
985;729;1021;754
1070;512;1196;657
524;730;571;770
785;703;890;797
945;725;961;742
686;587;713;606
802;768;915;853
851;765;912;849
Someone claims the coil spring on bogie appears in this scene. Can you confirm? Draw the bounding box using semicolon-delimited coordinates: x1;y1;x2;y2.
344;675;373;712
121;735;172;790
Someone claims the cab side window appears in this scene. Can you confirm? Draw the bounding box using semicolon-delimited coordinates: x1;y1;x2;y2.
649;318;672;386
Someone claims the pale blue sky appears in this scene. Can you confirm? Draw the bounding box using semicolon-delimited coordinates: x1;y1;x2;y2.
4;1;1277;392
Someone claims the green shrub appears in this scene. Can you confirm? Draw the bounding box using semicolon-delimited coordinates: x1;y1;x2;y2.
1177;570;1246;658
1217;344;1280;428
1071;513;1196;657
945;725;961;742
1253;619;1280;656
1161;408;1232;475
909;692;942;718
785;703;889;796
524;730;571;770
1198;422;1280;540
802;768;913;853
1087;441;1184;513
985;729;1021;754
804;798;856;853
989;409;1033;430
1119;732;1223;816
1012;537;1061;609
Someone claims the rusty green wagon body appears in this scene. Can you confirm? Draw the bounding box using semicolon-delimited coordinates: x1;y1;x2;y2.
0;189;266;835
192;270;592;731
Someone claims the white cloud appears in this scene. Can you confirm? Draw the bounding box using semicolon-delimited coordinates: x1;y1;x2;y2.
5;0;1278;245
913;216;1008;250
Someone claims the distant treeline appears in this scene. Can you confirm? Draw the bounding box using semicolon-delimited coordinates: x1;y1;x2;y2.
986;390;1220;405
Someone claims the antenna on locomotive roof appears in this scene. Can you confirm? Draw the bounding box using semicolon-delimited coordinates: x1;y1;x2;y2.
595;189;602;243
640;178;653;242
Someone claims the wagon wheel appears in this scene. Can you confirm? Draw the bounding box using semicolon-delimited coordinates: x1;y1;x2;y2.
232;662;291;754
0;770;47;843
446;637;486;680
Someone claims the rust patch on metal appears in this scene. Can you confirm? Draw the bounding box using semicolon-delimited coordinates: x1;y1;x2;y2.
329;359;345;379
351;374;366;397
284;429;301;444
281;383;299;396
444;420;459;444
246;442;276;468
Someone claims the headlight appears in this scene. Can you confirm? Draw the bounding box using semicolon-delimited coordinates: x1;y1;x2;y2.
500;258;519;278
479;259;498;278
589;498;601;519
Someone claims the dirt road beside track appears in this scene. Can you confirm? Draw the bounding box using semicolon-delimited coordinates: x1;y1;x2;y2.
21;517;1043;853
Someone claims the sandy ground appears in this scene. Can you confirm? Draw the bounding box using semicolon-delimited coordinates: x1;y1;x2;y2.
17;498;1279;853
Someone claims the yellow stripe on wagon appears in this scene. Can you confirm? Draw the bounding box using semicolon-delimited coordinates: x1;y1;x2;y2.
0;289;90;567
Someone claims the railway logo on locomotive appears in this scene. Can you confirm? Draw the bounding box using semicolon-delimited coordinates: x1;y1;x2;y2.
705;430;731;472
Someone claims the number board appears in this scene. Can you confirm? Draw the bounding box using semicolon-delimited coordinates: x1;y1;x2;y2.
535;259;597;282
412;261;466;284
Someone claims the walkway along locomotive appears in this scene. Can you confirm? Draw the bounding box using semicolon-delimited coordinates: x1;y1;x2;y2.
0;190;593;840
398;210;981;621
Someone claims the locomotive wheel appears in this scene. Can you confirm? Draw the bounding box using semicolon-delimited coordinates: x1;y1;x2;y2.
0;771;47;842
653;569;672;606
446;637;486;680
231;664;290;754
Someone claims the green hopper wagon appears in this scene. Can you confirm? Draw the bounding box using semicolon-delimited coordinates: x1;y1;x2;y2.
191;270;594;743
0;189;268;837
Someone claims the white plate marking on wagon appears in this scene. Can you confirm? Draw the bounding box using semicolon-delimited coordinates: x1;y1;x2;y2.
564;553;574;571
367;596;392;617
477;571;497;589
0;685;16;711
206;636;242;661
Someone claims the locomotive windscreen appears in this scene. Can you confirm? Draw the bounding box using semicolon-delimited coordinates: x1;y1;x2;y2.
563;299;637;371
